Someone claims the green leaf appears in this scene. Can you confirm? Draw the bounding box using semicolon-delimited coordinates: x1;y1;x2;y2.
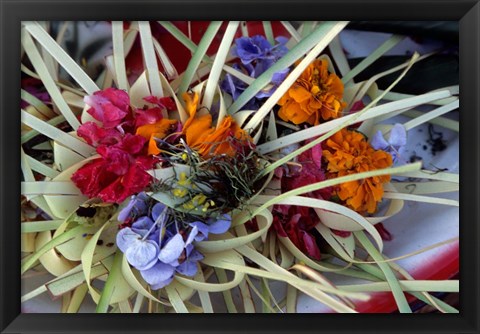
96;251;123;313
202;21;239;111
286;284;297;313
355;262;458;313
328;35;351;77
238;278;255;313
21;89;56;118
25;155;60;179
22;29;82;130
152;38;179;80
354;231;412;313
21;285;48;303
111;21;129;90
349;55;459;94
165;285;189;313
158;21;204;56
301;21;316;38
339;280;459;293
66;284;89;313
138;21;164;99
342;35;404;84
81;220;113;303
23;22;99;95
402;100;459;131
46;263;108;298
21;114;66;144
21;110;94;157
214;268;238;313
21;225;88;274
261;278;271;313
120;254;166;305
382;192;458;207
262;21;275;45
177;21;222;98
21;220;64;233
244;276;276;313
280;21;301;42
21;181;82;196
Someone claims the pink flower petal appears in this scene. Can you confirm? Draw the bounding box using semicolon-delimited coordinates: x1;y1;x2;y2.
84;88;130;128
118;134;147;155
77;122;123;147
143;96;177;111
134;107;164;128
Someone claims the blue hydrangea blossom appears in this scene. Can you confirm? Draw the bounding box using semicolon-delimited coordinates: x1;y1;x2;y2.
116;193;232;289
370;123;407;163
221;35;290;110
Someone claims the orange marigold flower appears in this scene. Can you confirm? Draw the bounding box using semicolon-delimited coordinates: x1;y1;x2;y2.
323;128;393;214
136;118;178;155
182;92;248;157
278;59;346;125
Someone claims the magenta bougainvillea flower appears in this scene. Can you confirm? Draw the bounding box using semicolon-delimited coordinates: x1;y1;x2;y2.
72;88;161;203
84;88;130;128
272;140;333;260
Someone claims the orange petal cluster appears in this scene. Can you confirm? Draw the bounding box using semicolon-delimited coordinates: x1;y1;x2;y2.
323;128;393;214
182;92;248;157
136;119;178;155
278;59;346;125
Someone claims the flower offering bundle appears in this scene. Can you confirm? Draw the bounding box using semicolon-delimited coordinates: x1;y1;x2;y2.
20;21;459;313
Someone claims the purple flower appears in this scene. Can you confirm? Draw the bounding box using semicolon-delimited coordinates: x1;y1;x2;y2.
118;192;149;222
255;67;289;99
116;202;230;290
151;202;167;222
137;228;205;286
140;262;175;289
116;227;159;270
221;64;259;110
190;214;232;242
233;35;288;65
174;228;205;277
130;216;154;235
158;233;185;265
221;35;290;110
207;215;232;234
176;248;204;276
221;63;289;109
371;123;407;163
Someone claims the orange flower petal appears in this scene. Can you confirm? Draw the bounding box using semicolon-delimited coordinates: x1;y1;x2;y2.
136;119;177;155
289;85;312;103
277;58;345;126
136;119;177;140
324;128;393;214
148;135;161;155
185;114;213;148
181;90;250;157
182;91;200;130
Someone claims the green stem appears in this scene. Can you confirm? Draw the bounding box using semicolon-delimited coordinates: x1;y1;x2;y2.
354;231;412;313
96;251;123;313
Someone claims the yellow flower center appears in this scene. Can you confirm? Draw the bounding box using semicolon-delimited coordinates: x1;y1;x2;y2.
310;85;321;95
172;172;191;198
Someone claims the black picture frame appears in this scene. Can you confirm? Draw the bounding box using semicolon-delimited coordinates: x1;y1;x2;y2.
1;0;478;333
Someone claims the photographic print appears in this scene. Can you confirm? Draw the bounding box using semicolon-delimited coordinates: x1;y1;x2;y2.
20;20;459;314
